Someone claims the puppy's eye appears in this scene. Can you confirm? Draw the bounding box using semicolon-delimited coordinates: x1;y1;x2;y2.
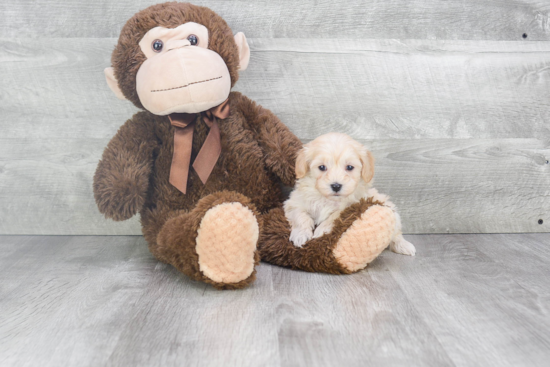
187;34;198;46
152;39;163;52
319;165;327;172
346;165;354;171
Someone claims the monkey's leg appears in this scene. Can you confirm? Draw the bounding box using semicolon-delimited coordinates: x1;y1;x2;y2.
259;198;395;274
155;191;260;290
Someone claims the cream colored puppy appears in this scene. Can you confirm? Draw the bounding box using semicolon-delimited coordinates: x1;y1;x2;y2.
284;133;416;256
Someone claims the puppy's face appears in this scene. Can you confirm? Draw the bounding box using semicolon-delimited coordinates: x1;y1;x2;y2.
295;133;375;199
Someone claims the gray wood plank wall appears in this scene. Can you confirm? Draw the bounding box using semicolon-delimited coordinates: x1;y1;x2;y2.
0;1;549;235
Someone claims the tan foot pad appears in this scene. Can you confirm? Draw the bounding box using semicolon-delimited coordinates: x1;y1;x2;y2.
334;205;396;273
196;202;259;283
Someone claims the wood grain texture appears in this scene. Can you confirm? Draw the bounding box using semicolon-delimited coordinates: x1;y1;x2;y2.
245;38;550;140
386;234;550;366
0;38;137;140
2;234;550;366
472;233;550;308
0;236;279;367
364;138;550;234
1;0;550;40
1;138;548;234
106;260;279;367
271;264;454;366
1;25;550;234
0;139;140;235
2;38;550;140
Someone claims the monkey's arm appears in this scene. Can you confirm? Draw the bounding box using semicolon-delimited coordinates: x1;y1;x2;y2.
234;92;302;187
93;113;158;221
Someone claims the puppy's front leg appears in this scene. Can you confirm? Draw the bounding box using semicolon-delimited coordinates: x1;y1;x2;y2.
313;211;342;239
287;210;315;248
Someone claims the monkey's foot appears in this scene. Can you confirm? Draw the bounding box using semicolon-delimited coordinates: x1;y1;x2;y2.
196;202;259;284
333;205;395;272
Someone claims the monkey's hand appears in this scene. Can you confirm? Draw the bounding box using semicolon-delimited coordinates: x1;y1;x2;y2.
93;114;157;221
93;154;151;221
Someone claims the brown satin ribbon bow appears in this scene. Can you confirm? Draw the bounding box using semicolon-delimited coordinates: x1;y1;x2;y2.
168;98;230;194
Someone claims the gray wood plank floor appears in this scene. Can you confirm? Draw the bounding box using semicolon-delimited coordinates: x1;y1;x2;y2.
1;235;549;367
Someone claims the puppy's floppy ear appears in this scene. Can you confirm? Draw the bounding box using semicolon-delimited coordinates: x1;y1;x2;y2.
295;147;309;179
360;149;375;183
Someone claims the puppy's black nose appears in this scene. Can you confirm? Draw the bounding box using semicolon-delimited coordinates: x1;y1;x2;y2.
331;183;342;193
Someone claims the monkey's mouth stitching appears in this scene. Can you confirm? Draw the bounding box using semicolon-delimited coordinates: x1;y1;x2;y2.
151;76;223;92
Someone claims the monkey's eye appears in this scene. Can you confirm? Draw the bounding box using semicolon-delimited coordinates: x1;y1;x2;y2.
346;165;354;171
152;39;163;52
187;34;198;46
319;165;327;172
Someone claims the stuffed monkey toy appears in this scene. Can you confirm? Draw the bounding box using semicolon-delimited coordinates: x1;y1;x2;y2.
94;2;397;289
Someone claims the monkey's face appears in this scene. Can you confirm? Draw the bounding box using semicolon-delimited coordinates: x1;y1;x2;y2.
135;22;230;115
105;5;250;115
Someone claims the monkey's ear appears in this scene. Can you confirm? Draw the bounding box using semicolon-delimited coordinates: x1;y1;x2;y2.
104;67;127;100
234;32;250;71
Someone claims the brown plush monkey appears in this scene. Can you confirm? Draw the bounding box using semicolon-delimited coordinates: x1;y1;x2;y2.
94;2;396;289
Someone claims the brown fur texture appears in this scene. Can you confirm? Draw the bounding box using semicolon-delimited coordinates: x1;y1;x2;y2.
95;88;302;289
259;198;385;274
93;115;157;221
155;191;262;290
111;2;241;109
94;2;392;289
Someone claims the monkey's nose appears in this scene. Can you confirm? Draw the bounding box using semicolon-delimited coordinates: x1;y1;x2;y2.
331;183;342;193
165;39;191;51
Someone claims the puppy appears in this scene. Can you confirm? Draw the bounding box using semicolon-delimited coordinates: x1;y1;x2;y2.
284;133;416;256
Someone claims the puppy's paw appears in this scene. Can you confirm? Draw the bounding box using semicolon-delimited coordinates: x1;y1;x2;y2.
313;221;333;238
390;236;416;256
289;228;313;248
